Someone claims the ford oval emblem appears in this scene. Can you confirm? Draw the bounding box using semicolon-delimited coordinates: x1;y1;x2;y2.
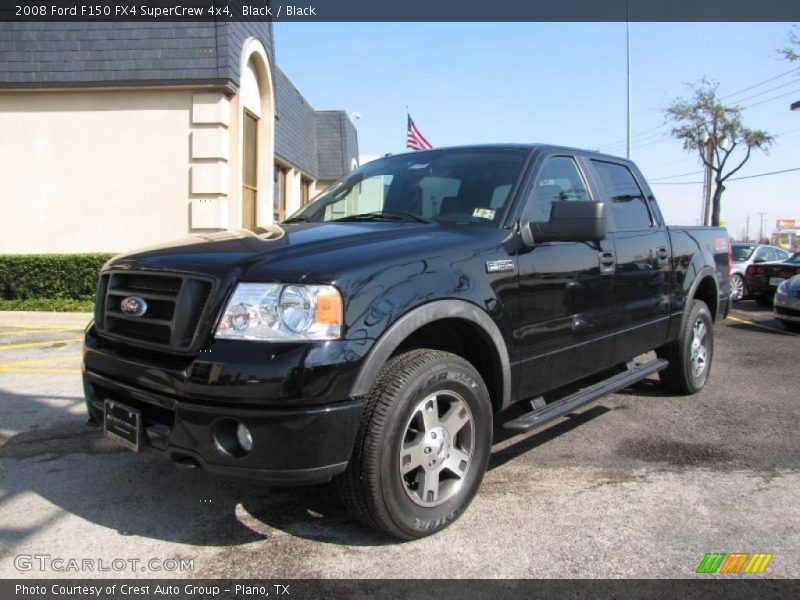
120;296;148;317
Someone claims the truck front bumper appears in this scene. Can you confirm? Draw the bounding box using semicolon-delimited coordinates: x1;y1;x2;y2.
83;326;365;485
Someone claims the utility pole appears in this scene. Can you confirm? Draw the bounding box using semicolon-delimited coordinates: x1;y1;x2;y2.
758;211;766;243
745;214;750;241
702;139;714;226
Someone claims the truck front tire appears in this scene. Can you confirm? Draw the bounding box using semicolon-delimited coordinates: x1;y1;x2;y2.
657;299;714;394
337;349;492;540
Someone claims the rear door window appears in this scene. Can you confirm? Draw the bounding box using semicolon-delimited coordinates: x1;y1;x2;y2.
591;160;653;231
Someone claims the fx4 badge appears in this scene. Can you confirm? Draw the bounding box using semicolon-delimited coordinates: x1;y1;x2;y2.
486;259;515;274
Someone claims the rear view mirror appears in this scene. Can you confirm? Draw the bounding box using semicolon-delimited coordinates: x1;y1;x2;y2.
525;201;607;244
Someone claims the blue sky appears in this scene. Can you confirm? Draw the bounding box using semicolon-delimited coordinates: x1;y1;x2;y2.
274;22;800;239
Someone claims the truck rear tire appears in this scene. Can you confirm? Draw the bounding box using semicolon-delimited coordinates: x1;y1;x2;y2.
337;349;492;540
657;299;714;395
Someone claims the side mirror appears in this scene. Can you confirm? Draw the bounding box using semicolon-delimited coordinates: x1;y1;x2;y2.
524;201;607;245
752;257;766;264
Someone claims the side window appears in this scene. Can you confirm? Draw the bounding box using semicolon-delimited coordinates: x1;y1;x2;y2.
591;160;653;230
775;248;789;261
754;247;770;262
531;157;590;222
763;248;777;261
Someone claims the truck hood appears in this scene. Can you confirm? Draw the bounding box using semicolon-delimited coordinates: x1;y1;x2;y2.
106;222;485;283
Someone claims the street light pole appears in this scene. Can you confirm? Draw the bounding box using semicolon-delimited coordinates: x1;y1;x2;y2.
626;3;631;159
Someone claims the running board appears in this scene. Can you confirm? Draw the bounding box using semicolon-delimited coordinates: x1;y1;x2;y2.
503;358;669;432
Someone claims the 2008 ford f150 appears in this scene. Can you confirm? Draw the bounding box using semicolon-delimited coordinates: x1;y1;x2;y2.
83;145;731;539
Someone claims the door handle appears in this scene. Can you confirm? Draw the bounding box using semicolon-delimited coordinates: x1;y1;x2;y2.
598;251;616;274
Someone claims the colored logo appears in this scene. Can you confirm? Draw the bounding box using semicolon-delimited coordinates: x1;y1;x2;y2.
120;296;148;317
696;552;773;574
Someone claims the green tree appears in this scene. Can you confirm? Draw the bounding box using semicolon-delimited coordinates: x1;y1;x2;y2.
778;26;799;62
664;79;773;227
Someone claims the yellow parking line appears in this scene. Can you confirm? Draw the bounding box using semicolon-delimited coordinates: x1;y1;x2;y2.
0;323;87;330
0;355;81;368
0;338;83;351
0;328;84;336
728;315;797;336
0;368;80;375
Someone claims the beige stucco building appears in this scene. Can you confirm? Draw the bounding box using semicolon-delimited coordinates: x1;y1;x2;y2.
0;23;358;254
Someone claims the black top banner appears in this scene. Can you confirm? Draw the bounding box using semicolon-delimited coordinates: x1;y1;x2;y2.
0;0;798;22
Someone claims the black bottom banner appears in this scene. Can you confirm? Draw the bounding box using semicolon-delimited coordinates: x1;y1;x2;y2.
3;579;799;600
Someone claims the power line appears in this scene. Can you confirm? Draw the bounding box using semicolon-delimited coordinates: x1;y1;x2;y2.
743;88;800;110
598;122;670;150
727;166;800;181
729;79;800;105
598;67;800;151
641;156;699;171
612;96;799;153
601;127;670;150
649;169;703;181
721;66;800;100
645;126;800;182
651;166;800;185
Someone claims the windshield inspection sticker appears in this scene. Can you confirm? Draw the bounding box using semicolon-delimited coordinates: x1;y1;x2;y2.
473;208;495;220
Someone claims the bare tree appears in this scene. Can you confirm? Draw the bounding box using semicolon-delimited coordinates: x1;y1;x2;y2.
664;79;773;227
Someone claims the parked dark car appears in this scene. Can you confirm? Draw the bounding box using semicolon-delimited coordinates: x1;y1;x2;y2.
744;252;800;306
83;145;731;539
774;274;800;333
730;243;790;302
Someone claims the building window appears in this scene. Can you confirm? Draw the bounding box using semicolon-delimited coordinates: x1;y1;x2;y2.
301;176;312;206
242;109;258;227
274;164;287;223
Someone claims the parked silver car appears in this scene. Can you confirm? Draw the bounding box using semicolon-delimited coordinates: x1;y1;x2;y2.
730;243;791;302
774;274;800;333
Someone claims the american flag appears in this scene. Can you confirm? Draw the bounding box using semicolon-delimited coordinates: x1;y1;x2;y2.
406;114;433;151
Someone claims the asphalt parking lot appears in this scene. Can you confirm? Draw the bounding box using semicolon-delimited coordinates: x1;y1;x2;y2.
0;306;798;579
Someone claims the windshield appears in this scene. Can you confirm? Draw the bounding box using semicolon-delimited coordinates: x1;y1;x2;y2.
732;244;756;262
286;148;529;226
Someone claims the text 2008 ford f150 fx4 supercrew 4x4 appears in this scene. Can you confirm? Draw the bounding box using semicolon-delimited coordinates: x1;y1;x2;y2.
83;145;731;539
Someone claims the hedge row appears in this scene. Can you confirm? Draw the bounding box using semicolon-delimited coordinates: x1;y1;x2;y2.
0;254;114;301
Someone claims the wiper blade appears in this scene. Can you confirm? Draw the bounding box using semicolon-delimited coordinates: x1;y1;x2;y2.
283;216;311;223
334;211;432;223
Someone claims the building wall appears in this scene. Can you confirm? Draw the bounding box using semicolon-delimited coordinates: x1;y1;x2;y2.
0;22;359;254
316;110;359;181
274;68;317;178
0;89;196;253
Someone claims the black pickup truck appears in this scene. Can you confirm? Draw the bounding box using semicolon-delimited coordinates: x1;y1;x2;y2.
83;145;731;539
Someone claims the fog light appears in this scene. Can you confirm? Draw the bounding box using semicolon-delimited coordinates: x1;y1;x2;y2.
236;423;253;453
211;419;254;458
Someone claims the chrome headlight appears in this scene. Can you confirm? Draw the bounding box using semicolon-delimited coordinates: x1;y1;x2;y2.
775;279;790;298
215;283;342;341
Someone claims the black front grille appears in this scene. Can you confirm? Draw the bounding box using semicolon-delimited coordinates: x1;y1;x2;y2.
95;271;215;353
124;276;182;293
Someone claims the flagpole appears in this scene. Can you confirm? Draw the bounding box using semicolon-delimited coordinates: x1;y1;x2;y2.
405;105;409;151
